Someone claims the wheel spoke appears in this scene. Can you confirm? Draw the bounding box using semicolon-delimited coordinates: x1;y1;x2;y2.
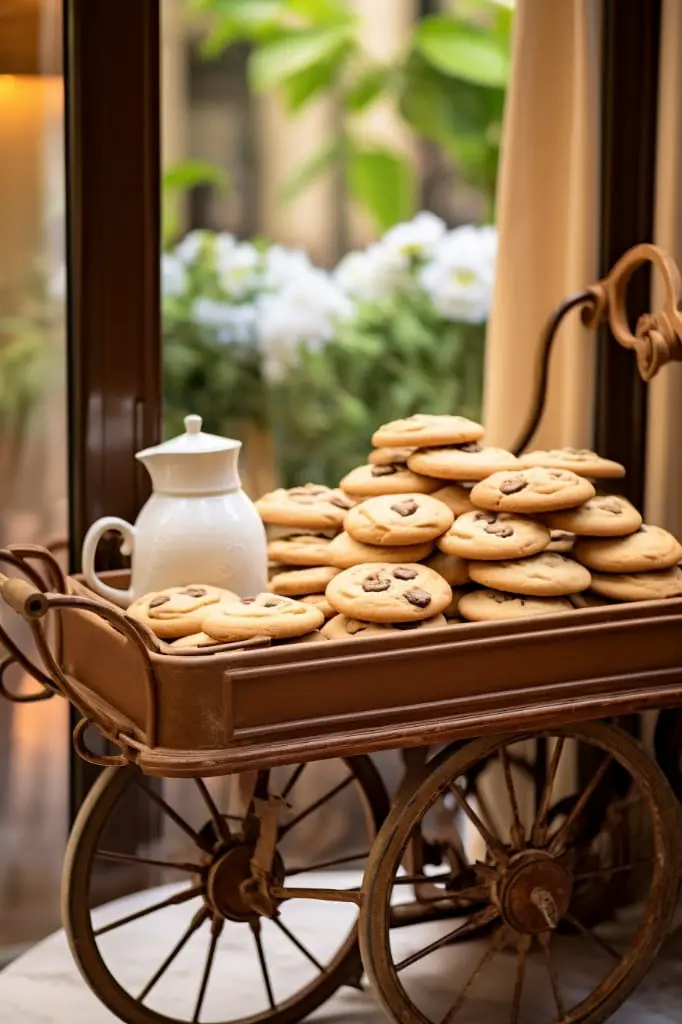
574;857;653;881
271;885;362;906
510;934;530;1024
194;778;231;844
392;871;454;886
271;916;324;972
471;782;503;844
192;916;224;1023
282;763;306;800
440;925;506;1024
531;737;565;846
280;774;355;837
549;755;613;854
565;912;621;960
136;781;215;854
94;884;204;937
395;904;499;972
137;906;210;1003
450;783;509;864
287;850;371;877
499;746;525;849
539;932;565;1019
411;884;489;906
96;850;203;874
251;920;276;1010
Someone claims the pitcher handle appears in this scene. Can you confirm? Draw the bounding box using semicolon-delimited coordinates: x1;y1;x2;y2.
81;517;136;608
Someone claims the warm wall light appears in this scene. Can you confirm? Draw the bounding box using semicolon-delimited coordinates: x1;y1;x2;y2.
0;75;18;97
0;1;62;77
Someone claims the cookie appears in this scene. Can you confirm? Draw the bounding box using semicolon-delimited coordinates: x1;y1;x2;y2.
589;566;682;602
407;444;520;482
432;485;476;517
255;483;354;530
444;586;470;619
128;585;238;639
541;495;643;538
267;534;335;567
340;463;439;497
368;446;415;466
372;413;485;449
202;593;324;641
518;447;625;479
326;562;452;622
573;525;682;573
322;613;446;641
547;530;575;554
438;510;551;561
344;493;454;546
327;531;435;569
171;632;224;649
459;588;574;622
422;549;469;586
300;593;335;620
268;565;339;596
470;467;595;513
468;552;591;597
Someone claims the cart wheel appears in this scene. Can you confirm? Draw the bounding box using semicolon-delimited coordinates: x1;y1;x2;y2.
654;709;682;802
63;756;389;1024
360;722;681;1024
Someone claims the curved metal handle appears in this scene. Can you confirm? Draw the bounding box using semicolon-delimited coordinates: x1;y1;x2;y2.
81;517;136;608
72;717;130;767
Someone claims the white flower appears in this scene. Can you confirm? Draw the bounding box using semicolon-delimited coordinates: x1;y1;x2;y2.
161;253;187;299
335;243;409;301
191;297;257;344
257;269;353;381
382;211;447;260
174;230;214;265
218;241;262;300
419;224;497;323
262;244;312;291
214;232;237;269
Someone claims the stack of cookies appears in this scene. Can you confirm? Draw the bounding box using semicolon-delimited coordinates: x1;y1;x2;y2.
255;483;356;620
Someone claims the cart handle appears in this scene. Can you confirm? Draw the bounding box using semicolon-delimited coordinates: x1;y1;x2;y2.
512;242;682;454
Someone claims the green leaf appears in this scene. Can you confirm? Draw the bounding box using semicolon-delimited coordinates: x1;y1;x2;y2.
282;43;351;110
414;15;509;87
248;25;351;92
347;146;415;231
278;137;342;202
195;0;283;55
162;160;230;193
343;65;392;112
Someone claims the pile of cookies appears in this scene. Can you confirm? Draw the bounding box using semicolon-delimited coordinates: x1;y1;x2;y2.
127;413;682;650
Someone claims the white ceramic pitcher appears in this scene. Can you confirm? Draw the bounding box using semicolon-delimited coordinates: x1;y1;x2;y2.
81;415;267;608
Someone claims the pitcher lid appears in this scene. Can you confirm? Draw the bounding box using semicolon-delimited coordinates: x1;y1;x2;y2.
136;414;240;460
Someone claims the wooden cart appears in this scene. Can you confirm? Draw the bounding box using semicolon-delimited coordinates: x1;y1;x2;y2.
1;244;682;1024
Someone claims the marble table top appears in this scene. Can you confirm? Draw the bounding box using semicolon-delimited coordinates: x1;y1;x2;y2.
0;873;680;1023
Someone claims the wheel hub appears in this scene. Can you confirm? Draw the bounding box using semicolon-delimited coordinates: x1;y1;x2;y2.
495;850;573;934
206;843;285;922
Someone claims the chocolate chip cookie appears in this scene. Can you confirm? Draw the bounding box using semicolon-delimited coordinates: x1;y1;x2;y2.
268;565;339;596
589;566;682;602
300;593;335;620
468;552;592;596
327;531;435;569
344;493;454;546
432;484;476;517
470;467;595;513
321;613;447;640
368;446;415;466
407;444;520;481
518;447;625;479
372;413;485;448
128;585;238;639
541;495;643;537
267;533;335;567
438;510;551;561
459;588;574;622
340;463;439;497
256;483;354;530
573;525;682;573
422;549;469;586
202;592;324;641
326;562;452;622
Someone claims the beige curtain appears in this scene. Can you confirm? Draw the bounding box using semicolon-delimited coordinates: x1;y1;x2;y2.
483;0;602;451
646;0;682;536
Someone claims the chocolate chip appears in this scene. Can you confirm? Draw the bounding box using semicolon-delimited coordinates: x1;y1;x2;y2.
499;476;528;495
391;498;419;517
181;587;207;598
404;588;432;608
484;524;514;538
393;567;418;580
149;595;170;608
330;494;353;510
458;442;483;454
371;464;398;477
474;511;497;524
363;574;391;593
264;599;280;607
491;593;516;604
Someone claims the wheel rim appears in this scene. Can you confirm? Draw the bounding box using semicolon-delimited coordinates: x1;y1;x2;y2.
360;722;681;1024
63;756;388;1024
